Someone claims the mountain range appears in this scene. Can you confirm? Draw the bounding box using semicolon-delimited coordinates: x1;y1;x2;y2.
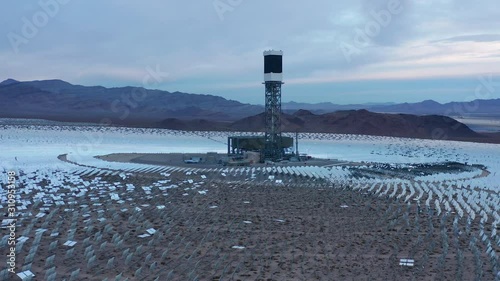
158;109;499;143
1;79;499;143
0;79;261;124
283;99;500;117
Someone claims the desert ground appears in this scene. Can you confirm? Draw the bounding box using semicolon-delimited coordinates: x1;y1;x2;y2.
1;153;498;280
1;125;499;280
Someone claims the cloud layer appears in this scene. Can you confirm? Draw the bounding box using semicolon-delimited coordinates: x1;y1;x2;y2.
1;0;499;104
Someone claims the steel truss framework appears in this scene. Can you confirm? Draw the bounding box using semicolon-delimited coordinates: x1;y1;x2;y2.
264;81;284;160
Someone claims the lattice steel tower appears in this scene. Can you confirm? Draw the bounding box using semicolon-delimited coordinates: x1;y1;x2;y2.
263;50;284;161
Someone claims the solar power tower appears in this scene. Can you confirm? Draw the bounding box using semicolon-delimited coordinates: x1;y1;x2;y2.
263;50;284;161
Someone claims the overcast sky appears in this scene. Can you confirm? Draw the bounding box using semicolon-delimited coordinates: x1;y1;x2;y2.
1;0;500;105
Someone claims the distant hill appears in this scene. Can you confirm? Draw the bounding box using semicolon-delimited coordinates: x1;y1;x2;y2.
3;79;500;124
153;109;495;143
284;99;500;117
0;79;263;124
370;99;500;117
227;109;484;140
1;78;499;143
0;78;19;86
282;101;395;114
